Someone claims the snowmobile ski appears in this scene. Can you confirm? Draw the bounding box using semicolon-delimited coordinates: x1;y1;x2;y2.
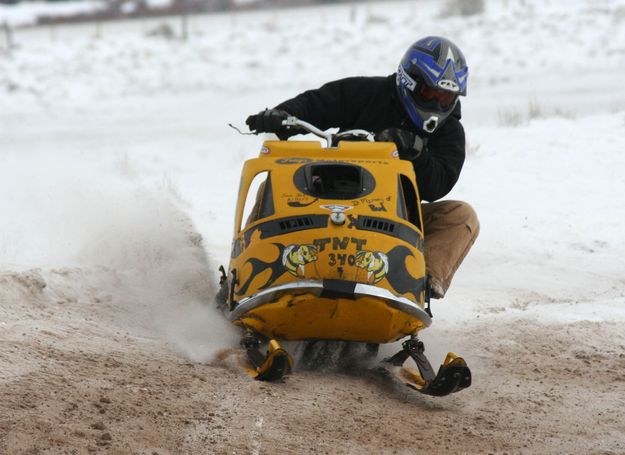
378;337;471;396
240;333;293;381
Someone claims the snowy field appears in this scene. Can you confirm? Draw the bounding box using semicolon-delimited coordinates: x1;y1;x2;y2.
1;0;625;453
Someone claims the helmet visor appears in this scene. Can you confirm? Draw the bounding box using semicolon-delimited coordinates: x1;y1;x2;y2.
414;83;458;110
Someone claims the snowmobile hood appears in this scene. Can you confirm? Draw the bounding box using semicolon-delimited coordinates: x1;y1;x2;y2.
225;139;427;343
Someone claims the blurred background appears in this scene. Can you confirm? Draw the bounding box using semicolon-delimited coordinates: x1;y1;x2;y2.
0;0;486;27
1;2;625;452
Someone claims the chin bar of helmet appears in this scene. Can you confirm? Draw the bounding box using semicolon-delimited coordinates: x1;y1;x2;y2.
423;115;439;133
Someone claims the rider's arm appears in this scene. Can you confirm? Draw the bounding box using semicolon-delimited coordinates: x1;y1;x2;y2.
274;77;369;133
412;116;466;202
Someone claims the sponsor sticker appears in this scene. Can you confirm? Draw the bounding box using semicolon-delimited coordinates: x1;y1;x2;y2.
397;65;417;91
437;79;460;92
275;157;313;165
282;244;319;277
320;204;353;213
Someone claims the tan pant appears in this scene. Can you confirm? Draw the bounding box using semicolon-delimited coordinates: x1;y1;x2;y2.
422;200;480;298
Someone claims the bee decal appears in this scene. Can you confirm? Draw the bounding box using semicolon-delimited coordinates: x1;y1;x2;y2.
355;250;389;284
282;244;319;277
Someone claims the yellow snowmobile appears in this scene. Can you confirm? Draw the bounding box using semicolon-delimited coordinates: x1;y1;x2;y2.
217;117;471;396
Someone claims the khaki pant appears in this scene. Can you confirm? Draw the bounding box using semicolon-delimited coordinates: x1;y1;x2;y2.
422;200;480;298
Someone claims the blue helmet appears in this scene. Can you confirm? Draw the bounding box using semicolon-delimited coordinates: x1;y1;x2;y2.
396;37;468;133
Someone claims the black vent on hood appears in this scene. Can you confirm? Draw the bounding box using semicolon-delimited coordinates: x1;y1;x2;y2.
358;216;396;234
356;216;423;251
279;216;314;231
244;214;329;243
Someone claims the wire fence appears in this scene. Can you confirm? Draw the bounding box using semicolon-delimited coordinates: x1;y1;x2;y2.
0;1;407;47
0;0;485;50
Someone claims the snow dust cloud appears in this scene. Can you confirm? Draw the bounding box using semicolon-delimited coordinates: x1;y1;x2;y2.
0;160;237;361
73;184;239;362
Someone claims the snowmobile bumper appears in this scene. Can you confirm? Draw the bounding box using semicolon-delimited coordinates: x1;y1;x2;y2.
229;280;431;344
230;280;431;324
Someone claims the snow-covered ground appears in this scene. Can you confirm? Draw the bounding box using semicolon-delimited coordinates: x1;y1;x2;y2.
1;0;625;453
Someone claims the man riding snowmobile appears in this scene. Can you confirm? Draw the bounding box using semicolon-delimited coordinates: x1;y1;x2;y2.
246;36;479;299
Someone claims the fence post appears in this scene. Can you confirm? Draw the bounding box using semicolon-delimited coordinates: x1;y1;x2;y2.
49;23;56;43
180;0;189;41
2;22;14;52
181;13;188;41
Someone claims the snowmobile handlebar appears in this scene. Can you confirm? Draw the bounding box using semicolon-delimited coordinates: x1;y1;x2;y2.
281;116;374;148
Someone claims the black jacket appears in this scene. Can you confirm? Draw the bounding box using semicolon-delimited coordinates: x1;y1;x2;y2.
275;74;465;202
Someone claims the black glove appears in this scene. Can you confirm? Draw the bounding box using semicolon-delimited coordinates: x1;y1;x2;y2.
245;109;289;134
376;128;425;161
